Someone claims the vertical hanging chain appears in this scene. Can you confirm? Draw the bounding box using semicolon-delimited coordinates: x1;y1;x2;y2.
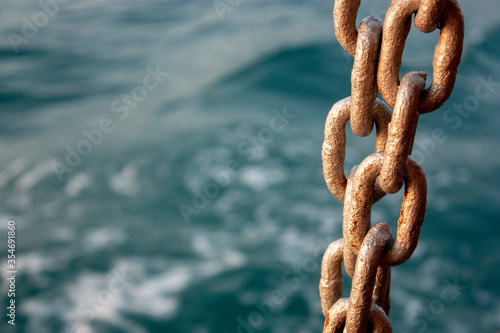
320;0;464;332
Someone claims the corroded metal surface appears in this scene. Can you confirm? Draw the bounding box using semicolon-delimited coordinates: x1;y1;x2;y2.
319;0;463;331
351;17;383;137
333;0;362;56
323;298;392;333
415;0;447;32
346;223;392;333
344;152;427;265
320;237;392;318
342;170;358;278
380;157;427;266
372;266;391;315
322;97;391;203
379;71;426;194
319;238;344;317
377;0;464;113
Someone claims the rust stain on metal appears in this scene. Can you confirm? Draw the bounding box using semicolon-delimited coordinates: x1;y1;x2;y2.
351;17;383;137
345;223;392;332
324;313;330;331
379;71;426;194
377;0;464;113
320;0;464;331
319;239;344;316
322;98;391;203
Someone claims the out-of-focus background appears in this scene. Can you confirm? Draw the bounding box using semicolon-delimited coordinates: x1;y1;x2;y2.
0;0;499;332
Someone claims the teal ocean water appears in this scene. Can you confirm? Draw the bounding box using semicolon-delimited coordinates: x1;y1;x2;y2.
0;0;499;332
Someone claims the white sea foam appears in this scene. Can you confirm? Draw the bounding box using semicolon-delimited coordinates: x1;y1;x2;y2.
192;233;217;258
65;173;92;197
239;165;288;191
84;227;126;249
0;156;29;188
15;159;57;191
109;165;139;196
18;252;55;276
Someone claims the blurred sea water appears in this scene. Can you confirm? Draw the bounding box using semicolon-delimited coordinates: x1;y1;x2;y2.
0;0;499;332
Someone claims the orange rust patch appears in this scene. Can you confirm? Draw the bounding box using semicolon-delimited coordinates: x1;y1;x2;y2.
324;312;330;331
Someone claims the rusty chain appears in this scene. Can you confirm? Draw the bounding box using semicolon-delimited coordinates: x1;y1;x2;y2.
320;0;464;331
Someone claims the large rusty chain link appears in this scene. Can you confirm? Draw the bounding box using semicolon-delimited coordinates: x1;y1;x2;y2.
320;0;464;331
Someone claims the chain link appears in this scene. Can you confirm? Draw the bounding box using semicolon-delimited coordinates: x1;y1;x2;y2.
414;0;447;32
346;223;393;332
319;0;464;331
322;97;390;203
351;16;382;137
379;71;426;193
333;0;363;56
324;298;392;333
377;0;464;113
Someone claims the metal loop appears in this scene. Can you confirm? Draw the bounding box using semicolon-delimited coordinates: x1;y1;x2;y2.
351;16;383;137
320;236;392;318
377;0;464;113
342;170;392;317
333;0;362;56
343;169;394;287
344;152;427;266
346;223;393;332
373;266;391;315
342;168;362;278
415;0;447;33
324;298;393;333
320;238;344;317
322;97;391;203
379;71;426;194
